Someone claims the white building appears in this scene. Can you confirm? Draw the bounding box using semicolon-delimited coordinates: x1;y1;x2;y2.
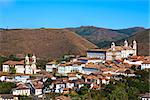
12;83;30;96
2;55;37;74
87;49;106;60
25;55;37;74
141;61;150;70
57;63;83;74
66;82;74;89
57;64;72;74
139;93;150;100
2;60;24;74
106;40;137;60
46;62;57;72
87;40;137;61
32;81;44;96
87;58;104;64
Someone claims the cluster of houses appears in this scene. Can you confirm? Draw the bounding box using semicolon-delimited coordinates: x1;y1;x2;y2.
0;40;150;99
2;55;38;74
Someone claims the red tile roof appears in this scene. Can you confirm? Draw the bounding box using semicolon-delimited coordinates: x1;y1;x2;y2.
32;81;44;89
3;60;24;65
14;83;29;90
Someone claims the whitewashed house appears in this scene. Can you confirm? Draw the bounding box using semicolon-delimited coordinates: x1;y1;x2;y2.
57;62;84;74
55;83;66;93
15;61;25;74
66;81;74;89
46;62;57;72
139;93;150;100
2;55;37;75
2;64;9;73
48;80;66;93
67;73;78;80
141;61;150;70
32;81;44;96
2;60;24;73
12;83;30;96
0;76;6;81
57;64;73;74
101;77;109;84
84;75;101;85
87;49;106;60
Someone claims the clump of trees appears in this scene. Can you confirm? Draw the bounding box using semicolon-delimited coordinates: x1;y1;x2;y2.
0;82;16;94
70;69;149;100
102;69;149;100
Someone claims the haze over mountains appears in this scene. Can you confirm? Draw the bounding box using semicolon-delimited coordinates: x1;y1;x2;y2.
0;26;149;59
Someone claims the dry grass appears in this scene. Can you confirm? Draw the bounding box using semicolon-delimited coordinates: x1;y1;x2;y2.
0;29;97;59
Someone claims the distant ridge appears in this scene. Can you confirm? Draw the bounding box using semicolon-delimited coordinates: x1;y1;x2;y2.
66;26;145;48
0;28;97;59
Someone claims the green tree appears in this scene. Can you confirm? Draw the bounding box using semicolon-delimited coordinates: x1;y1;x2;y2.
77;86;89;95
36;60;48;69
0;82;16;94
18;95;32;100
108;83;128;100
9;67;16;74
127;86;139;100
0;56;8;70
45;93;61;100
8;55;21;61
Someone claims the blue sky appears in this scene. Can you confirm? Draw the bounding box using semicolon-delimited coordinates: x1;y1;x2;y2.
0;0;149;29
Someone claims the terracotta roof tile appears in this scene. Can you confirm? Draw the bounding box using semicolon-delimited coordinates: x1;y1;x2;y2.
3;60;24;65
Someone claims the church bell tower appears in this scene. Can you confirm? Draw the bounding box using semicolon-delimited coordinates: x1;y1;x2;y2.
133;40;137;55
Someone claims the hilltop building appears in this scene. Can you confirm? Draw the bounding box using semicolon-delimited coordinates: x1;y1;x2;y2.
87;40;137;60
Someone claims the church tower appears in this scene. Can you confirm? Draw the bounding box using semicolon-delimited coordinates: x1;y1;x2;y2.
111;42;115;51
32;55;36;64
25;55;31;74
133;40;137;55
25;55;30;65
31;55;37;74
124;40;128;47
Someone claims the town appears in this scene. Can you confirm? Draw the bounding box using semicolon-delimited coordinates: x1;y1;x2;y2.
0;40;149;100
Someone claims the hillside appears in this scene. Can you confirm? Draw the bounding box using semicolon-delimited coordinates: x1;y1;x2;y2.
0;29;97;59
67;26;145;48
116;29;150;56
112;27;145;36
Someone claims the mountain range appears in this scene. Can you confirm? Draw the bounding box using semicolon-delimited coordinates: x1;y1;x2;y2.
67;26;145;48
67;26;149;56
0;29;97;59
0;26;149;59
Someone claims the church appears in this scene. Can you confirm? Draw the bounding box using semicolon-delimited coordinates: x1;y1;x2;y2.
2;55;37;74
87;40;137;60
106;40;137;60
24;55;37;74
